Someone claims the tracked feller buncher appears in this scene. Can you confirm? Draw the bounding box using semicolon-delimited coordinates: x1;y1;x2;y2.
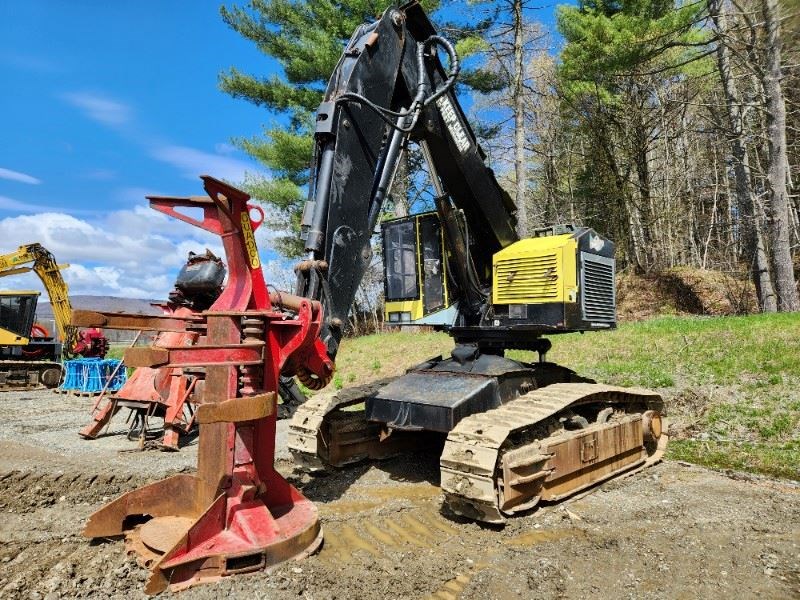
0;243;107;390
76;4;665;593
288;1;667;524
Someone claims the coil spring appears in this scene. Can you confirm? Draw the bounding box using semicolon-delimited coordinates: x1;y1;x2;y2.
296;366;331;391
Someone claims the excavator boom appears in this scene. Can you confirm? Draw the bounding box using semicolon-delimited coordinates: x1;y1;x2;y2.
296;1;519;358
0;243;75;351
0;243;108;390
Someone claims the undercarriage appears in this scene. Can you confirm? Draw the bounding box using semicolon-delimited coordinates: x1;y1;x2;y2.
0;359;62;391
289;352;666;523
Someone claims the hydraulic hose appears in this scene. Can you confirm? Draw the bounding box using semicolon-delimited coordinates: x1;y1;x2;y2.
334;34;461;133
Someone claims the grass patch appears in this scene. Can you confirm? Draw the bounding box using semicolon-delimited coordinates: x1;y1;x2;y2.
106;345;126;360
328;330;452;389
330;313;800;479
667;439;800;480
543;312;800;389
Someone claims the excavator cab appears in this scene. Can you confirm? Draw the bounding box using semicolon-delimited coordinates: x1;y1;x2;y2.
0;291;39;348
0;290;62;361
381;212;454;325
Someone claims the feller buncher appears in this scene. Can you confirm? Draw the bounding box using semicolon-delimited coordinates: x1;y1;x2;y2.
79;1;666;594
0;243;107;390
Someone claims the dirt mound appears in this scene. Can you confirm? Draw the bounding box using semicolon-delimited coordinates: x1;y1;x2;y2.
0;470;145;514
617;267;757;321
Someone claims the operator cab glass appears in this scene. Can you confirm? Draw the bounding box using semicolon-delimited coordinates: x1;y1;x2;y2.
381;212;450;324
0;292;39;338
419;217;445;313
383;219;418;302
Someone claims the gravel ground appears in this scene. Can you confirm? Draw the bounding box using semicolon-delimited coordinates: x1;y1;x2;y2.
0;389;798;599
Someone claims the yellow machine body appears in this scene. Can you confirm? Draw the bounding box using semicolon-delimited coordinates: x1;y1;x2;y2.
0;244;74;348
0;290;40;345
382;219;616;332
490;226;616;331
492;234;579;306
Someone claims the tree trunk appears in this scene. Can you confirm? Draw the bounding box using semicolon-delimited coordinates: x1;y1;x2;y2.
512;0;528;237
391;150;410;218
631;112;655;269
761;0;799;311
708;0;777;311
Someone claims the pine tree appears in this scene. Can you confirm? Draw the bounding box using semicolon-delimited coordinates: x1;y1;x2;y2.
219;0;438;257
556;0;711;270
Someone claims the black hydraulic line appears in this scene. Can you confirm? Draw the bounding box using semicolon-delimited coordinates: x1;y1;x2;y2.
335;35;459;133
419;140;445;198
421;139;485;317
367;114;411;233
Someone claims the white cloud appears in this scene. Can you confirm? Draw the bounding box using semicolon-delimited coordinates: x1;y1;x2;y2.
0;167;41;185
215;142;237;156
150;144;256;182
61;91;132;126
0;195;37;212
0;209;224;299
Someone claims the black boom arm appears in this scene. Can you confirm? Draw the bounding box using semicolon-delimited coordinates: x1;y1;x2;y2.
296;1;518;358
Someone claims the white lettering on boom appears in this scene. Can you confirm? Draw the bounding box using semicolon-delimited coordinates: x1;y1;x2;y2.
435;95;471;154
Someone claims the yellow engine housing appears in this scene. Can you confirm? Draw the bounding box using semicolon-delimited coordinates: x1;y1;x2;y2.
492;234;579;306
490;227;616;331
381;216;616;333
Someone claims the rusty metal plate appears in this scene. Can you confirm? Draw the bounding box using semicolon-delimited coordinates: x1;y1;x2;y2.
500;445;551;512
71;309;199;331
196;392;275;424
124;347;170;368
124;344;264;369
139;516;195;554
541;416;644;501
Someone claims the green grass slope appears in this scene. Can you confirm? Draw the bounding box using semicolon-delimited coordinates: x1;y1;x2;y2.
329;313;800;480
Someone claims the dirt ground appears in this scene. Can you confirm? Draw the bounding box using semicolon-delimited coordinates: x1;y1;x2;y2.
0;389;798;600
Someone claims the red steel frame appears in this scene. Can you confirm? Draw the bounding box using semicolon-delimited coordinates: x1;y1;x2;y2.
81;176;333;594
78;306;199;450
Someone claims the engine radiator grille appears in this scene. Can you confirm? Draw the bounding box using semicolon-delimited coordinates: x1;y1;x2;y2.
494;252;559;304
580;252;615;323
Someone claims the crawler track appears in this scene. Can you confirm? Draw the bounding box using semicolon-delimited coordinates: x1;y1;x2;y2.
288;379;398;472
0;360;62;391
289;381;667;523
441;383;666;523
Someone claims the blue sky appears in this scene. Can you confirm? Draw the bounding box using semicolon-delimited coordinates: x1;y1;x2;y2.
0;1;565;300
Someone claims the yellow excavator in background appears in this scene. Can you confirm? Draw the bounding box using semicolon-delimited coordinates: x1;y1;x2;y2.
0;243;108;390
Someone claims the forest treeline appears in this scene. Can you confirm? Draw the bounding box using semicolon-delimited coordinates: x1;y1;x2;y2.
219;0;799;315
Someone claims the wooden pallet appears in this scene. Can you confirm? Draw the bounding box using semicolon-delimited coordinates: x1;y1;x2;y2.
54;388;103;397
